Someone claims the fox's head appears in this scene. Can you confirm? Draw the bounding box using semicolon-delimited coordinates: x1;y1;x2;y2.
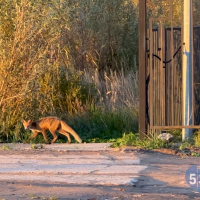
22;120;32;130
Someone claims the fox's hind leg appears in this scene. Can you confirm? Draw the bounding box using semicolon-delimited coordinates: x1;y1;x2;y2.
48;127;58;144
58;129;71;144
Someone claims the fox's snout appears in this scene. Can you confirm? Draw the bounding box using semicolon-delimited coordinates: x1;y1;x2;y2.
25;125;31;130
23;124;30;130
22;120;32;130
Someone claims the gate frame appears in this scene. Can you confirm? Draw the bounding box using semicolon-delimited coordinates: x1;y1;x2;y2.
138;0;200;139
138;0;147;139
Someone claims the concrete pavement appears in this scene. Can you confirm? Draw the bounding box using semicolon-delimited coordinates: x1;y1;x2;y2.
0;143;147;186
1;143;200;199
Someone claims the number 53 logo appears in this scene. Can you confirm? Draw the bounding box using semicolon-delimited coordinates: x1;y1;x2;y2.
185;165;200;192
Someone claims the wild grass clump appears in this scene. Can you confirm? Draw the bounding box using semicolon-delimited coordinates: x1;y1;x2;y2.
110;129;200;151
193;130;200;147
111;132;167;149
70;109;138;143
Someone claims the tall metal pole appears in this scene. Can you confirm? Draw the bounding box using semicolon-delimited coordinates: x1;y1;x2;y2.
182;0;193;140
139;0;147;139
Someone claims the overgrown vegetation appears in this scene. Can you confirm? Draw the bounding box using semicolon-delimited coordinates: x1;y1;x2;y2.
0;0;139;143
0;0;200;146
111;130;200;157
111;132;168;149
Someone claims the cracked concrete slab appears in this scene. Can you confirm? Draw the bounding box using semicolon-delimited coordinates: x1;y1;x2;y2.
0;143;146;186
0;144;200;199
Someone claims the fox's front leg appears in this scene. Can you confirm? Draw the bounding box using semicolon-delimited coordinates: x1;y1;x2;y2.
26;131;39;143
41;130;50;144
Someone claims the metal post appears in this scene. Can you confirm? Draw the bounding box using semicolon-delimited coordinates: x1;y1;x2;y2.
139;0;147;139
182;0;193;140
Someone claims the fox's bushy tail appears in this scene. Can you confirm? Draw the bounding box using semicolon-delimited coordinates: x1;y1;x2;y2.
61;121;82;143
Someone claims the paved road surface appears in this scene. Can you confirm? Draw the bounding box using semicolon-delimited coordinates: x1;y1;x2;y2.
0;143;200;200
0;143;146;185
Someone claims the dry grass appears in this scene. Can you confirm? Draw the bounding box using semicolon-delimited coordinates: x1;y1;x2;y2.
0;0;139;142
82;67;138;113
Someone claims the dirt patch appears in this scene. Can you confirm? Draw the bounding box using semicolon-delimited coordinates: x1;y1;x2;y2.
123;146;200;157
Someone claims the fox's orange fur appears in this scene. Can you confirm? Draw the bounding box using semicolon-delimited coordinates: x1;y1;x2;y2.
22;116;82;144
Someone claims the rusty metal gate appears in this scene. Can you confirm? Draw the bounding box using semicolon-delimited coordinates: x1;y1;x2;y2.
139;0;200;137
147;25;200;130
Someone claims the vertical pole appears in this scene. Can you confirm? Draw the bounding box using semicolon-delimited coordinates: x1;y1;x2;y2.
182;0;193;140
149;18;153;130
165;28;168;126
170;0;174;126
139;0;147;139
160;25;165;126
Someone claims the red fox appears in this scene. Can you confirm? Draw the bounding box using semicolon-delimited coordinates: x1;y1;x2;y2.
22;116;82;144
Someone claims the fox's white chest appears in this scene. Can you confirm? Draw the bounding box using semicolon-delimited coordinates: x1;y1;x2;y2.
30;128;40;132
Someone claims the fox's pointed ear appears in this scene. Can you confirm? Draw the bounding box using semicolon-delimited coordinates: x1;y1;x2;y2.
28;120;32;123
22;119;25;123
